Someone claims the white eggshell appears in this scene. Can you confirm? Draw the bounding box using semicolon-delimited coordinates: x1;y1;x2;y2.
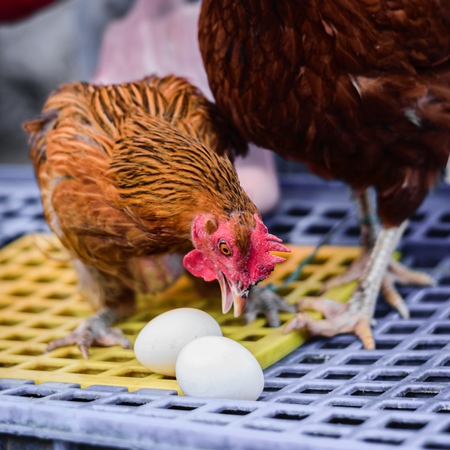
176;335;264;400
134;308;222;377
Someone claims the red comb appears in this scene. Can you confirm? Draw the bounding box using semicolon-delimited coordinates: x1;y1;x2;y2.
247;214;290;281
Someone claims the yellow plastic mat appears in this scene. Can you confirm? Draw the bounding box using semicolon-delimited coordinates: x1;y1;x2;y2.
0;234;358;393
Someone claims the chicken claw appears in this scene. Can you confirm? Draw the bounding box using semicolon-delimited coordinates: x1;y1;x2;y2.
284;297;375;349
245;286;296;327
47;307;132;359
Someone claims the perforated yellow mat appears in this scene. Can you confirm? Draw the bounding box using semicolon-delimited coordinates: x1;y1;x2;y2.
0;234;358;393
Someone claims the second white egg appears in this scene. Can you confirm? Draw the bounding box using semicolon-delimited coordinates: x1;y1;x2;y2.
134;308;222;376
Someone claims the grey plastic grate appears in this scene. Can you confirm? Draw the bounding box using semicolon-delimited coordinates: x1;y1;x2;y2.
1;166;450;449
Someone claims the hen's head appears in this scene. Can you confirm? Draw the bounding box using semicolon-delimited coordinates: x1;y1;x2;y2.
183;213;290;316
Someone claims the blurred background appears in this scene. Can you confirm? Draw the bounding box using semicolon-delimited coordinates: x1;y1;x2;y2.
0;0;134;164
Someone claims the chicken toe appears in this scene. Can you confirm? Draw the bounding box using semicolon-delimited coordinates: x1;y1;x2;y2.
245;286;296;327
284;297;375;349
285;223;415;349
46;307;132;359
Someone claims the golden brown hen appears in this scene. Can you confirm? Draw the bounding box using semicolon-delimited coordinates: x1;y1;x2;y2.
199;0;450;348
24;75;289;358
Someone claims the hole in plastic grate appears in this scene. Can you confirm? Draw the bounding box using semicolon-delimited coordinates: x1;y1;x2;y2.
276;371;308;379
8;288;35;297
297;387;334;395
24;363;62;372
351;388;386;397
23;258;45;266
264;386;283;393
65;396;99;403
410;309;435;319
166;404;198;411
100;355;134;363
327;415;366;426
271;412;310;421
305;224;333;235
363;437;404;446
323;371;358;380
0;361;17;368
382;405;418;411
412;341;448;350
0;272;22;280
270;223;293;234
344;226;360;237
4;332;37;342
320;341;353;350
69;367;106;375
398;388;440;398
12;347;44;357
45;292;72;300
328;401;363;408
423;375;450;383
373;373;408;382
32;275;58;283
115;400;147;407
386;419;427;430
385;324;419;334
29;321;63;330
277;398;315;406
410;211;426;222
241;334;265;342
436;406;450;414
19;305;48;314
11;391;51;399
297;355;331;364
309;256;329;265
375;341;401;350
346;357;379;365
303;430;341;439
394;356;428;366
217;408;253;416
0;318;22;326
423;442;450;450
286;206;310;217
219;317;246;326
432;326;450;335
323;209;348;219
338;257;357;268
118;369;152;378
441;213;450;223
426;228;450;238
420;293;450;303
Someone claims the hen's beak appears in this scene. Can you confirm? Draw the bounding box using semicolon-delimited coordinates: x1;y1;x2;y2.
218;272;248;317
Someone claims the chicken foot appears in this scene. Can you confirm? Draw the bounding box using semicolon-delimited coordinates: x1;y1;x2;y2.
285;223;410;348
321;191;433;312
47;306;132;359
286;190;435;350
245;286;296;327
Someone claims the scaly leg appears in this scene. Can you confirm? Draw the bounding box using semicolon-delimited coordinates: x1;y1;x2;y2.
46;261;136;359
285;223;408;349
319;191;434;318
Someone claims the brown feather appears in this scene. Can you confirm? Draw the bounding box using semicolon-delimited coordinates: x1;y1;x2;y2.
24;75;256;309
199;0;450;227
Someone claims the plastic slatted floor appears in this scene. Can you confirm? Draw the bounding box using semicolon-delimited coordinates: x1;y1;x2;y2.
1;168;450;449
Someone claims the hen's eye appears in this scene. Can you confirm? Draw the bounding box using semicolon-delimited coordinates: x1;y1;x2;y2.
219;242;232;256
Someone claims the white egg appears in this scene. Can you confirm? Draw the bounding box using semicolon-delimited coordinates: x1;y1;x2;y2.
134;308;222;377
176;335;264;400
